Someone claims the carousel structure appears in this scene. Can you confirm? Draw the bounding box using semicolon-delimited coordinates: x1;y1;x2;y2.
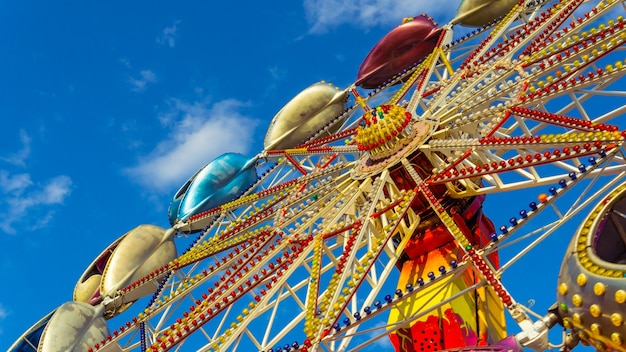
9;0;626;350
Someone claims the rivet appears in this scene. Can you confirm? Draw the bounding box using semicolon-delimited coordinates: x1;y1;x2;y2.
577;273;587;286
572;313;582;325
615;290;626;304
563;317;572;328
590;304;601;318
590;323;601;335
611;313;623;327
559;283;568;295
611;332;623;345
572;294;583;307
593;282;606;296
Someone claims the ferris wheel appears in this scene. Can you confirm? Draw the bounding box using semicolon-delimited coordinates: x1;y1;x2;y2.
9;0;626;351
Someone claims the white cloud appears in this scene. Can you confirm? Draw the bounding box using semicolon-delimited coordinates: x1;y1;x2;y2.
0;171;32;194
157;20;180;48
0;130;73;234
126;98;258;192
0;130;31;167
129;69;158;92
0;174;72;234
302;0;458;33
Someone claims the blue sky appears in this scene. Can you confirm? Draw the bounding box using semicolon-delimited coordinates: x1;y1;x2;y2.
0;0;623;350
0;0;468;344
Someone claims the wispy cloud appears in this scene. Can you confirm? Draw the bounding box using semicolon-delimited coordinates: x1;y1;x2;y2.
269;66;287;81
126;98;258;192
0;303;7;319
0;132;73;234
0;302;7;335
264;66;288;97
119;57;132;69
302;0;458;33
0;130;31;167
0;172;32;194
359;321;393;350
129;69;158;92
157;20;181;48
0;173;73;234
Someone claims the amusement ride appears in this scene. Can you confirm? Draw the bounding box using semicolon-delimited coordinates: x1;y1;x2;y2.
8;0;626;350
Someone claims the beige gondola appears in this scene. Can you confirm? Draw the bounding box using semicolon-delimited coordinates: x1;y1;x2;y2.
453;0;518;27
37;301;117;352
73;224;177;318
264;82;348;150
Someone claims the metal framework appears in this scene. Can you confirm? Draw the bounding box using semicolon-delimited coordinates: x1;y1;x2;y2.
20;0;626;351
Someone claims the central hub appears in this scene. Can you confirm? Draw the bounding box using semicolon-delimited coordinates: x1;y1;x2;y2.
355;104;415;160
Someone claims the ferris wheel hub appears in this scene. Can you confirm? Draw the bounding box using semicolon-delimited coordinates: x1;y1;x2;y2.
355;104;415;159
351;117;433;179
